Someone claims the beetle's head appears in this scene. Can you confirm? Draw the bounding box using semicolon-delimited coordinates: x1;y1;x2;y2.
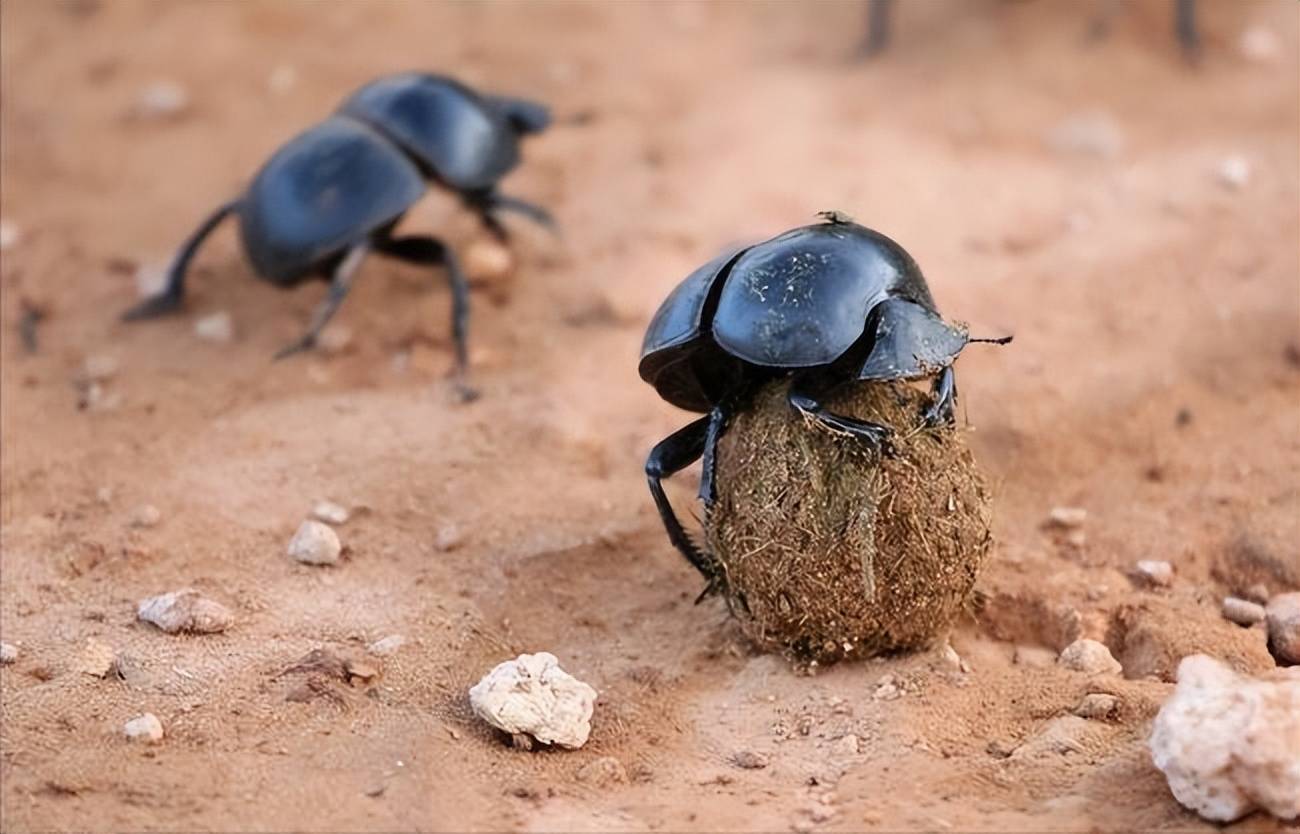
490;96;552;136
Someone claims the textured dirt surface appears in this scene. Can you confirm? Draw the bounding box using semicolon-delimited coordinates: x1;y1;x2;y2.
2;1;1297;831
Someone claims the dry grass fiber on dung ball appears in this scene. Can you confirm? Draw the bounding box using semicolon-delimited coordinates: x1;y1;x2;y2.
705;378;992;663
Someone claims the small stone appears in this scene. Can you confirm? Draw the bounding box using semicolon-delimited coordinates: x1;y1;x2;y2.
267;64;298;95
1046;507;1087;529
193;311;234;343
1058;639;1122;676
577;756;628;786
1238;26;1280;63
96;486;114;504
1216;155;1251;190
135;263;168;298
130;504;162;528
1243;584;1271;605
872;675;901;700
367;634;406;656
135;80;189;119
1073;693;1119;720
312;500;350;525
731;750;768;770
1149;655;1300;821
82;354;119;382
316;325;353;355
0;642;18;664
137;588;234;634
434;524;463;552
1134;560;1174;588
1046;112;1124;159
463;239;515;285
468;652;596;750
124;713;164;744
1265;592;1300;666
1222;596;1266;627
287;520;341;565
0;219;20;250
77;637;117;678
832;734;860;756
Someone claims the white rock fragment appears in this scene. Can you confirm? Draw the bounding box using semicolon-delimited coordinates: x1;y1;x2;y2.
0;219;19;251
124;713;164;744
135;80;189;119
287;520;341;565
1217;155;1252;190
1223;596;1266;627
316;325;353;355
1266;592;1300;665
463;239;515;284
193;311;233;343
1135;559;1174;587
434;524;463;552
1073;693;1119;719
1058;639;1122;676
312;500;350;525
77;637;117;678
367;634;406;656
468;652;596;750
1149;655;1300;822
1046;506;1087;528
130;503;162;528
872;674;902;700
1046;112;1124;159
135;263;168;298
1;642;18;664
1239;26;1280;63
137;588;234;634
832;733;861;756
267;64;298;96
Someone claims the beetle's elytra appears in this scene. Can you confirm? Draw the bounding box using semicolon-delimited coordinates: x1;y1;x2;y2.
123;72;554;398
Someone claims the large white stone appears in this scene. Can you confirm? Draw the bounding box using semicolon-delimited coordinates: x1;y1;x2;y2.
1149;655;1300;822
468;652;596;749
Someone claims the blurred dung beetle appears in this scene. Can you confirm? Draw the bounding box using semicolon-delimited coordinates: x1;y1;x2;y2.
860;0;1200;62
122;72;554;396
638;212;1010;592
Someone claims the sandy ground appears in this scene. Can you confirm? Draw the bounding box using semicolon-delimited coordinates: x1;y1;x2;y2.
1;0;1298;830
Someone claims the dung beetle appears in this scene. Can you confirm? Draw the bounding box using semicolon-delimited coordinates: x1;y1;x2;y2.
860;0;1200;61
639;212;1010;592
122;72;553;393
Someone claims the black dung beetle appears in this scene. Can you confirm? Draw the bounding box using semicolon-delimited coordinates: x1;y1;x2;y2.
639;212;1009;592
122;72;554;393
860;0;1200;61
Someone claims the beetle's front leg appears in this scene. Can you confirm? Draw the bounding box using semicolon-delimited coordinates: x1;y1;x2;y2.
922;366;957;427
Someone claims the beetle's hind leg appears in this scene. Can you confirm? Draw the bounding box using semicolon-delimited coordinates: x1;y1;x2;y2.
121;199;240;321
789;379;894;454
1174;0;1200;63
274;244;368;361
857;0;893;57
373;233;475;401
646;417;725;598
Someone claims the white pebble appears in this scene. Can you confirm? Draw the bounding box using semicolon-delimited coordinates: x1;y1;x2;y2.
82;354;119;382
0;219;19;251
1222;597;1266;627
1217;155;1252;190
130;504;162;528
1135;560;1174;587
267;65;298;96
135;80;189;119
367;634;406;656
1046;506;1087;529
832;733;860;756
1150;655;1300;821
316;325;353;355
312;500;350;525
1073;693;1119;719
138;588;234;634
1266;592;1300;665
1046;112;1124;159
434;524;463;552
1239;26;1280;63
0;642;18;664
77;637;117;678
124;713;164;744
468;652;596;749
287;520;341;565
463;239;515;284
135;263;168;298
193;311;234;343
1058;639;1122;676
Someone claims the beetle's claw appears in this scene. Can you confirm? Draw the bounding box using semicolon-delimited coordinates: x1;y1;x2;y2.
694;574;725;605
121;293;182;322
272;336;315;361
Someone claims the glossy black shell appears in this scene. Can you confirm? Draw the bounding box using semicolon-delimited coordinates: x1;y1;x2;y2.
239;116;426;284
639;219;969;412
339;73;526;192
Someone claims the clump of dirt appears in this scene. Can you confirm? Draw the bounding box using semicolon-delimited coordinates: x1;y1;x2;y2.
706;378;992;663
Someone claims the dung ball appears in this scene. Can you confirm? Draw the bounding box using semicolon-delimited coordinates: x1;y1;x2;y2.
704;378;993;663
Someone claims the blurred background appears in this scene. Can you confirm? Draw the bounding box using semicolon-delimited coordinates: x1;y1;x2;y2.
1;1;1296;831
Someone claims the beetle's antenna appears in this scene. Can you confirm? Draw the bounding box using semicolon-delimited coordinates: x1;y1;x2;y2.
969;335;1013;345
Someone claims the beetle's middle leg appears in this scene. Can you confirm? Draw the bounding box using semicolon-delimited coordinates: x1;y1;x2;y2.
373;233;475;401
921;366;957;427
274;243;369;360
646;416;723;593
